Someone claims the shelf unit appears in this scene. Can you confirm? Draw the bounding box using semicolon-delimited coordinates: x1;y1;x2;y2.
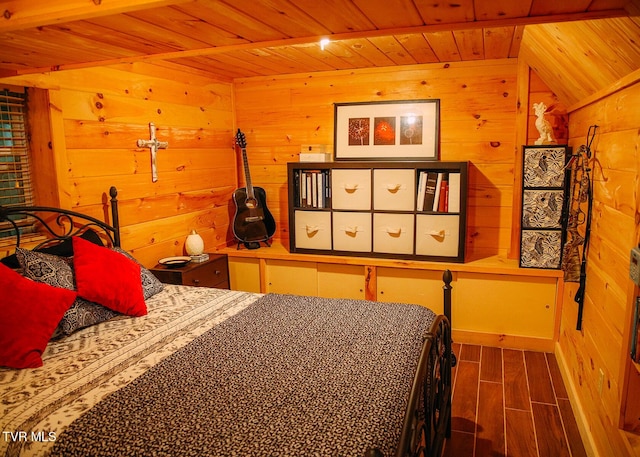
287;161;468;262
519;145;570;269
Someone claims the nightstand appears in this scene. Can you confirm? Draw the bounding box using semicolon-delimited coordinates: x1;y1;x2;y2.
150;254;229;289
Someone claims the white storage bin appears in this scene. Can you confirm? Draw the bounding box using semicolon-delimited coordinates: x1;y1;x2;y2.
373;213;415;254
415;214;460;257
294;211;332;250
332;212;372;252
331;169;371;210
373;169;415;211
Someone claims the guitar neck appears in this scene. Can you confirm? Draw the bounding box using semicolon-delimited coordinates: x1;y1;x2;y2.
241;147;255;197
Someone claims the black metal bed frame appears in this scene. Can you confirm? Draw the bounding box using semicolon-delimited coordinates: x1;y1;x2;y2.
0;186;121;249
1;185;451;457
397;270;453;457
368;270;454;457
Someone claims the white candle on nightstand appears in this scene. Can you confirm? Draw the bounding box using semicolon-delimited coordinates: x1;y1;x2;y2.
185;230;204;256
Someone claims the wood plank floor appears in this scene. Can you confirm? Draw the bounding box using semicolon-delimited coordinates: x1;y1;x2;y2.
443;344;588;457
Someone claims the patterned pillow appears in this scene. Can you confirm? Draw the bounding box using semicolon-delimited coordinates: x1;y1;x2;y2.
15;248;120;338
112;247;164;299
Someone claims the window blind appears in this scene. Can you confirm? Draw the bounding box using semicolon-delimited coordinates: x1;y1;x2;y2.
0;87;35;238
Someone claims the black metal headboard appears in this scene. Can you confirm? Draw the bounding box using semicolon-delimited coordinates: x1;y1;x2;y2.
0;186;120;249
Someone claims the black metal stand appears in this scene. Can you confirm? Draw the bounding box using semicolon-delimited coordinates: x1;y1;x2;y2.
236;238;271;250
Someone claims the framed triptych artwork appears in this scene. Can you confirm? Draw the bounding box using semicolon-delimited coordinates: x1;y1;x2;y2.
519;145;571;269
333;99;439;161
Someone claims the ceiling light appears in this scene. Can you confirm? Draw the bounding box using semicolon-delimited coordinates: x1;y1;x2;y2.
320;38;330;50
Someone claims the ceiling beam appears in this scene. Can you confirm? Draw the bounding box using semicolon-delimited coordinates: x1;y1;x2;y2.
0;0;190;33
16;8;628;76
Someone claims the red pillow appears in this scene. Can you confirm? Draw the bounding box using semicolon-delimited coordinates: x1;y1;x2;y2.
0;264;76;369
72;237;147;317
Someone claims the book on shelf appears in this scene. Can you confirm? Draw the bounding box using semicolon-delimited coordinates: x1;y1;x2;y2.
448;172;461;213
416;171;427;211
436;172;449;212
416;171;460;212
311;172;318;207
295;169;330;209
432;173;442;211
423;172;438;211
443;175;449;211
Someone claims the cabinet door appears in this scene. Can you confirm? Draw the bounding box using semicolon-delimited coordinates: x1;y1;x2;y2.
415;214;460;257
317;263;365;300
455;272;557;339
228;257;261;293
331;169;371;210
265;260;317;295
294;210;332;250
332;211;371;252
373;213;415;254
373;169;415;211
377;268;445;313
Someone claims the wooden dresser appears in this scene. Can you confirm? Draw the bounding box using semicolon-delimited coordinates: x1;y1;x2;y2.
150;254;229;289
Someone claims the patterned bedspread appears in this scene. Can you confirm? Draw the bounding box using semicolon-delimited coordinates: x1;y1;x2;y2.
0;286;259;457
1;286;436;457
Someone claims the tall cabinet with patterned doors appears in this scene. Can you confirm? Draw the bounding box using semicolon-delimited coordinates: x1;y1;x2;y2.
519;145;571;269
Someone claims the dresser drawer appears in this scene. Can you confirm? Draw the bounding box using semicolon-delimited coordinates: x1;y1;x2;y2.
331;169;371;210
332;211;371;252
373;169;415;211
294;210;332;250
182;258;229;288
373;213;415;254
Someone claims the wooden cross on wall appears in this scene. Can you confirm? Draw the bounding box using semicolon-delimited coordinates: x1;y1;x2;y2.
137;122;168;182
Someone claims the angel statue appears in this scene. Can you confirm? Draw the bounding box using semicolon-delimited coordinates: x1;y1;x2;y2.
533;102;555;145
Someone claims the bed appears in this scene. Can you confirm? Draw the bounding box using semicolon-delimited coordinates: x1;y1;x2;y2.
0;187;453;457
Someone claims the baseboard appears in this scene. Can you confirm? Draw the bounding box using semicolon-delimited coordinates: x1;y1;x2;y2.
452;329;555;352
554;342;599;457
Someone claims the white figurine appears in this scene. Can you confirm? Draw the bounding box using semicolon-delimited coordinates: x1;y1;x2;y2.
533;102;555;145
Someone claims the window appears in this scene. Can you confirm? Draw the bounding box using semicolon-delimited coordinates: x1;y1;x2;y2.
0;87;34;238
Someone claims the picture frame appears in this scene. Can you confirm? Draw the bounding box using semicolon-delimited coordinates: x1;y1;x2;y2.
334;99;439;161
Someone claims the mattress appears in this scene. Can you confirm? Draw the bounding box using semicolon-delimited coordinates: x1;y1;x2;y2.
1;285;435;457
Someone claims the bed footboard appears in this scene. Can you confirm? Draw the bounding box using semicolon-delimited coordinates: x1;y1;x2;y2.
394;314;452;457
391;269;453;457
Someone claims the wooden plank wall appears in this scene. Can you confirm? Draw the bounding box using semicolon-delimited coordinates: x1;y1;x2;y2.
558;79;640;457
234;59;520;261
2;63;236;266
1;58;562;265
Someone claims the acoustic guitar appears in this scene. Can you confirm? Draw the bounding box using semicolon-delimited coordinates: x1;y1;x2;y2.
232;129;276;248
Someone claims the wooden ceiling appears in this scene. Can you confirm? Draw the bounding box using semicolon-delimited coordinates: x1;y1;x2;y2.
522;15;640;107
0;0;634;82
